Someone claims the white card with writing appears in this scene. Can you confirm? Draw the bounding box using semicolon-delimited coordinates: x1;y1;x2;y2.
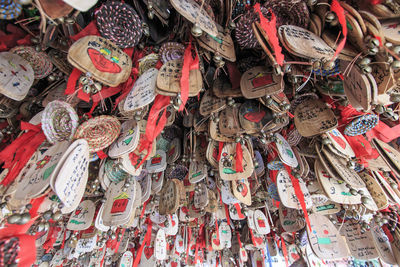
53;139;89;212
146;150;167;173
155;229;167;260
371;223;396;265
119;251;133;267
124;68;157;111
326;128;355;157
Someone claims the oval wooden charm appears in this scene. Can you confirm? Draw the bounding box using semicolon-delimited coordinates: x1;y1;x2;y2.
240;66;282;99
68;36;132;87
0;52;34;101
108;119;140;158
275;133;298;168
67;200;96;231
219;142;254;181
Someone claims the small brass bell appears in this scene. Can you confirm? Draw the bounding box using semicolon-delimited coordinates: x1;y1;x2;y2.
360;57;371;66
393;46;400;54
325;12;336;23
321;137;331;145
390;94;400;103
392;60;400;70
361;196;371;205
191;24;203;37
19;212;31;224
374;104;385;114
350;188;358;196
362;65;372;74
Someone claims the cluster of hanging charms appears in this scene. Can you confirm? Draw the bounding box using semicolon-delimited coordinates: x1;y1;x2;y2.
1;0;400;266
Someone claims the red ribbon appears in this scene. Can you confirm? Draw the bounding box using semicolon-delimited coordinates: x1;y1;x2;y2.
218;142;224;161
132;220;152;267
280;237;289;267
179;42;199;111
330;0;347;60
235;142;244;173
284;165;311;231
254;3;284;66
134;95;171;167
0;122;45;186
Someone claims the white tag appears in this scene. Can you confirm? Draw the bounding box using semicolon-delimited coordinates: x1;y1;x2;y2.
108;119;140;158
155;229;167;260
146;150;167;173
253;209;270;235
62;0;98;11
119;251;133;267
124;68;157;111
67;200;96;231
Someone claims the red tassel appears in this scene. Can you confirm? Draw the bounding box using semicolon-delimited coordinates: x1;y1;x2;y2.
179;42;199;111
236;142;244;173
330;0;347;59
132;221;152;267
284;165;312;231
0;122;45;186
254;3;284;66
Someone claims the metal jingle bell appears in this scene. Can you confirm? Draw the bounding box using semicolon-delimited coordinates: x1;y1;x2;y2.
359;57;371;66
390;94;400;103
18;212;31;224
191;24;203;37
7;214;22;224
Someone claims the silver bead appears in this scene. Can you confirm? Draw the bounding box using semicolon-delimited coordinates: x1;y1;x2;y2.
191;24;203;37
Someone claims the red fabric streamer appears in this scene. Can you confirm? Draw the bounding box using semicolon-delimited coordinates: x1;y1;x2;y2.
235;142;244;173
284;165;311;231
280;237;289;267
224;204;232;225
179;42;199;111
0;122;45;186
226;62;241;89
136;95;171;167
132;220;153;267
330;0;347;59
218;142;224;161
254;3;284;66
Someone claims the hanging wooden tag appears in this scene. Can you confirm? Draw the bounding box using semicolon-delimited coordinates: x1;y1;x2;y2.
219;221;232;249
167;137;181;164
253;209;270;235
197;25;236;62
51;139;89;213
315;159;361;205
278;25;335;60
155;229;167;261
279;205;305;233
95;203;109;232
359;171;389;210
199;89;226;116
275;133;298;168
339;60;372;112
102;180;136;227
0;52;34;101
219;104;244;136
14;141;69;200
108;119;140;158
138;170;151;203
159;179;179;215
294;98;337;137
68;36;132;87
373;171;400;205
219;142;254;181
325;128;355;158
124;68;158;112
156;59;202;96
146;150;167;173
213;75;242;98
189;161;207;183
151;171;164;194
320;146;365;189
232;178;251;206
239;100;274;134
340;220;379;260
220;180;239;205
118;251;133;267
371;223;397;265
373;138;400;177
307;213;350;260
67;200;96;231
169;0;218;36
206;139;219;168
382;21;400;45
276;169;312;210
194;183;209;209
240;66;282;99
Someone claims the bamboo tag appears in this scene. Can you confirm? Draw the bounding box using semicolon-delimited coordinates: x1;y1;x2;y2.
359;171;389;210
